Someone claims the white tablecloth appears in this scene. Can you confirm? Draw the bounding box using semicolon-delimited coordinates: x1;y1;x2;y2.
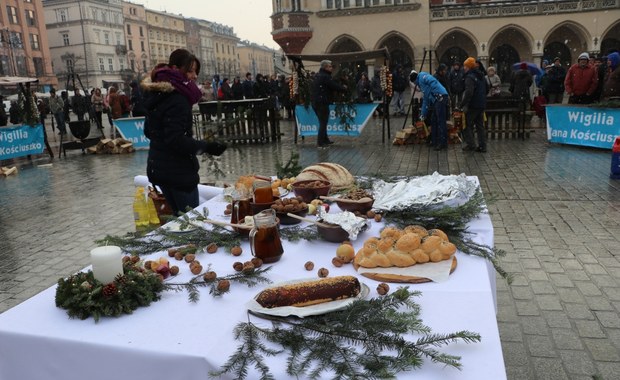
0;189;505;380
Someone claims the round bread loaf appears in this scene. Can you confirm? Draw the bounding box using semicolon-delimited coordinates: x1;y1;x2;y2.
295;163;355;190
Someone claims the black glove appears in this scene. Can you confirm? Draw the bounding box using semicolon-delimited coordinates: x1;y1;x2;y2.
202;141;227;156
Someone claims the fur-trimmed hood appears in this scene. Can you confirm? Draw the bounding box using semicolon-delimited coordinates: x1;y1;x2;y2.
140;76;175;93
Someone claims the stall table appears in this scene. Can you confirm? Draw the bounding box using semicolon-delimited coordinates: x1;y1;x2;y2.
0;184;505;380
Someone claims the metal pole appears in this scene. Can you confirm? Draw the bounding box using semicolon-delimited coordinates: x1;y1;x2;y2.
77;0;90;88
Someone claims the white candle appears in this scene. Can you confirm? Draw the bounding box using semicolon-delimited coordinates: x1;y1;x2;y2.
90;246;124;284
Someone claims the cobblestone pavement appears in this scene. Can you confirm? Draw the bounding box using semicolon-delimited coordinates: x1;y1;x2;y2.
1;116;619;379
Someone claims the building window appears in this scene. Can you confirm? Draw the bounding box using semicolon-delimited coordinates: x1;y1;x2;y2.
99;58;105;71
216;43;219;53
128;40;133;51
139;26;144;37
30;34;40;50
143;60;147;72
108;58;114;72
58;9;67;22
140;41;145;51
11;32;23;49
66;59;74;71
25;10;36;26
33;57;44;77
130;59;135;70
126;24;132;35
104;32;110;45
115;32;121;45
119;59;124;71
7;6;18;24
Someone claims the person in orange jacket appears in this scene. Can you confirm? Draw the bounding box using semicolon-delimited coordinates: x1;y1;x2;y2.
564;52;598;104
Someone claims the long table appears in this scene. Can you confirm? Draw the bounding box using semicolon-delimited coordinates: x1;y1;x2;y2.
0;189;506;380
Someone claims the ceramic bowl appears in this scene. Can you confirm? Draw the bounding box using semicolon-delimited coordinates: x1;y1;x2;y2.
275;206;309;225
335;197;374;214
291;180;332;203
316;222;350;243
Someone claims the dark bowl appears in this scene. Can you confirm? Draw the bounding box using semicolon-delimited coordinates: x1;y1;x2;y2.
275;206;309;225
291;180;332;203
250;196;279;215
335;198;375;214
316;222;350;243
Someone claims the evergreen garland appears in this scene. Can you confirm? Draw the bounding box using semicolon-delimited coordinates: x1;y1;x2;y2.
210;287;481;379
55;261;165;322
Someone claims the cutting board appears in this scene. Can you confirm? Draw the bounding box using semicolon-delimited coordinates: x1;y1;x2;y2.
353;256;457;284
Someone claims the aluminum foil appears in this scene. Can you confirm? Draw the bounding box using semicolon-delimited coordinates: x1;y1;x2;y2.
371;172;478;211
317;209;367;240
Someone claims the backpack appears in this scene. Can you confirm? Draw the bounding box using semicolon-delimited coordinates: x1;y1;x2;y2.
217;86;225;100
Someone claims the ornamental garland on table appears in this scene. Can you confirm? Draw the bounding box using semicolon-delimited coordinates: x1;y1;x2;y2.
211;288;481;380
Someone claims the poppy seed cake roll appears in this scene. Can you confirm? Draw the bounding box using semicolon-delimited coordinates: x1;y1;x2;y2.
256;276;361;308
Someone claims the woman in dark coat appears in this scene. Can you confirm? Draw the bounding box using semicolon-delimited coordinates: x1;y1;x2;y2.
143;49;227;215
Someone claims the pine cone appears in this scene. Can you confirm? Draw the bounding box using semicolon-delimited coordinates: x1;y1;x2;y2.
102;283;117;298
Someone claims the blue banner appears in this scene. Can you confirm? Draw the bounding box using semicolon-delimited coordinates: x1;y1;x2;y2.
113;117;149;149
0;124;44;160
546;105;620;149
295;103;378;137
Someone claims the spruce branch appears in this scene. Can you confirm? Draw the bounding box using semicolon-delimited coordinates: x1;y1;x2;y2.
213;288;481;379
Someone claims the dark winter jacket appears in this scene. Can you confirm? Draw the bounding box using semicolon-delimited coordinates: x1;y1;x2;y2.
460;68;487;110
142;73;226;191
231;80;244;100
392;68;407;92
242;79;254;99
311;67;346;106
544;65;566;94
449;68;465;94
602;52;620;100
510;69;533;101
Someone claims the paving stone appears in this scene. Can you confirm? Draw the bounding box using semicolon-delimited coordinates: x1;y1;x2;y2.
526;335;557;357
575;321;606;339
574;281;603;297
549;273;575;288
551;328;585;350
559;350;596;375
531;357;568;380
593;311;620;328
595;362;620;380
516;301;541;316
536;295;564;311
531;280;556;295
584;338;620;362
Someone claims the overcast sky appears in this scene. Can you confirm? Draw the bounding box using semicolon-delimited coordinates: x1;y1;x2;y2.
131;0;279;50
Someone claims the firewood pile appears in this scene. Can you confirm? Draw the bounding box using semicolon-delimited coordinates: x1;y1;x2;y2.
87;138;135;154
1;166;18;177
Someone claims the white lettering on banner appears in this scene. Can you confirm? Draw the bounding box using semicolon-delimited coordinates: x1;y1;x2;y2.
551;129;568;138
0;142;42;155
140;134;149;143
134;120;145;130
299;124;318;132
327;124;360;132
0;128;29;144
329;109;357;119
569;129;615;143
567;111;614;126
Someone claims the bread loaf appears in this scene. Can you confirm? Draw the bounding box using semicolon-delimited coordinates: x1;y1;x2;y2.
354;227;456;268
255;276;361;308
296;163;355;190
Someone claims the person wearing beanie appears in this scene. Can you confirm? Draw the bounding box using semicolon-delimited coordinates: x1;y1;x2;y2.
459;56;487;153
510;61;533;111
564;52;598;104
601;52;620;100
449;61;465;112
544;57;566;104
311;59;347;148
411;70;449;150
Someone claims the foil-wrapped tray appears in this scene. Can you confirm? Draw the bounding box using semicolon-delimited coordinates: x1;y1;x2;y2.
317;209;367;240
370;172;478;211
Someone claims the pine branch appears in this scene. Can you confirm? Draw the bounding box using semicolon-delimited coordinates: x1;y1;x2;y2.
278;225;320;242
214;288;480;379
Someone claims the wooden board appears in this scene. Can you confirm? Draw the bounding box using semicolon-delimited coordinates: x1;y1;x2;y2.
354;256;457;284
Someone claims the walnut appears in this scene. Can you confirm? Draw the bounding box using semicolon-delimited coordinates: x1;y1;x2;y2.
304;261;315;271
174;251;184;261
184;253;196;263
190;264;203;275
331;257;344;267
242;261;255;274
251;257;263;268
206;243;218;254
143;260;152;270
233;261;244;272
376;283;390;296
169;266;179;276
374;214;383;222
203;271;217;282
318;267;329;278
230;246;243;256
122;256;131;263
130;255;140;264
217;280;230;292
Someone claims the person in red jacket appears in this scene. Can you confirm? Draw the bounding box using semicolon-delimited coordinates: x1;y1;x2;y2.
564;52;598;104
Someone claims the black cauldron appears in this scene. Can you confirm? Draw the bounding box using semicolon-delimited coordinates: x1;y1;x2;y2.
68;120;91;140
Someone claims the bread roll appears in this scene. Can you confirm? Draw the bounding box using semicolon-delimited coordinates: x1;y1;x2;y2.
255;276;361;308
295;163;355;190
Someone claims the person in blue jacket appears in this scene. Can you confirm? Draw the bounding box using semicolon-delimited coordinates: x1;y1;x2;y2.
410;70;449;150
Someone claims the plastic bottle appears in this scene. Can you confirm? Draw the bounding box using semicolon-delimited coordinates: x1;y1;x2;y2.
146;192;160;226
133;186;149;231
